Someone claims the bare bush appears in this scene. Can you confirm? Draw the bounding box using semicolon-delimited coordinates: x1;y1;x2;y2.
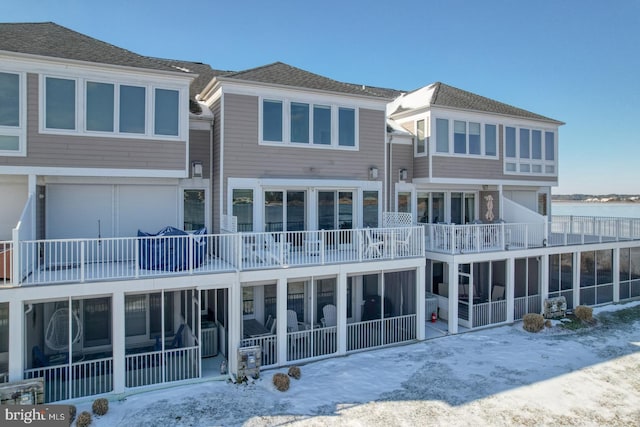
273;373;290;392
76;411;92;427
92;398;109;416
523;313;545;333
288;366;301;380
574;305;593;322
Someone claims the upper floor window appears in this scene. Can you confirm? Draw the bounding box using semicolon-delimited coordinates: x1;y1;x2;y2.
0;71;26;156
435;118;497;158
505;126;556;175
42;75;183;140
416;119;426;155
261;98;358;149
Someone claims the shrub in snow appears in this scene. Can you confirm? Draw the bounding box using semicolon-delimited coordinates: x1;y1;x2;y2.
76;411;92;427
92;397;109;415
544;319;552;328
68;405;76;425
523;313;545;333
288;366;301;380
273;373;290;391
575;305;593;322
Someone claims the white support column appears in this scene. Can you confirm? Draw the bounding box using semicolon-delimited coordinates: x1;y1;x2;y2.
337;271;347;355
8;300;24;382
573;252;581;308
540;254;549;307
613;248;620;303
276;277;287;366
416;264;426;340
228;280;242;377
447;261;459;334
506;257;515;323
112;290;125;393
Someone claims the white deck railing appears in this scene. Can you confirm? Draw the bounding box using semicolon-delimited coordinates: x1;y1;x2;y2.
514;294;542;320
24;357;113;403
424;222;546;254
550;215;640;244
346;314;416;352
286;326;338;362
472;300;508;327
0;241;12;286
10;227;424;286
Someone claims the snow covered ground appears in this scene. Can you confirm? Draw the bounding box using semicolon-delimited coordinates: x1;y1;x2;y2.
72;302;640;426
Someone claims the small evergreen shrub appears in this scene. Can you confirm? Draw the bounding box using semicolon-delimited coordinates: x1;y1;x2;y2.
76;411;92;427
288;366;301;380
574;305;593;322
273;373;290;392
92;397;109;416
523;313;545;333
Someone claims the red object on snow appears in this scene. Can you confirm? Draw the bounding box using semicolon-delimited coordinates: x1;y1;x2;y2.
431;312;437;323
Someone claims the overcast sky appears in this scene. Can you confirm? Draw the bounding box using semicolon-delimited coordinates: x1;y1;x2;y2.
5;0;640;194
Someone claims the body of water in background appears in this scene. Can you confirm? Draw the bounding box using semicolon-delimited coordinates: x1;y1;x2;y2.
552;202;640;218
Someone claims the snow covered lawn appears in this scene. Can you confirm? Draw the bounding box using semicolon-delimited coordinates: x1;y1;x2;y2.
73;302;640;426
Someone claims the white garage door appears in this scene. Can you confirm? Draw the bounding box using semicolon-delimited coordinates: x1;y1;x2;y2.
47;184;178;239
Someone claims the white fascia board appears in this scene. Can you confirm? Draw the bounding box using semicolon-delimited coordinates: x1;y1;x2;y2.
214;79;389;111
0;51;195;84
430;105;563;128
0;166;187;179
412;176;558;187
43;176;180;185
228;177;382;191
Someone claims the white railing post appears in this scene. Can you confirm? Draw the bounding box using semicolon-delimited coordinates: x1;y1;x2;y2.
12;230;21;287
188;234;194;275
320;231;325;265
80;241;85;283
134;239;139;279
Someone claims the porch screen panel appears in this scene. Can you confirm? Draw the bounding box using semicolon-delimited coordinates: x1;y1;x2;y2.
125;295;147;337
82;297;112;347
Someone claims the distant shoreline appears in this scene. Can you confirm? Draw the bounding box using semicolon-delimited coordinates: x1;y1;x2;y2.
552;199;640;204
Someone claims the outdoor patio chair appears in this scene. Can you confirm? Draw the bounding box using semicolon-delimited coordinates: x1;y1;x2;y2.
286;310;305;332
320;304;337;328
167;324;185;349
491;285;505;301
363;229;383;258
395;228;413;255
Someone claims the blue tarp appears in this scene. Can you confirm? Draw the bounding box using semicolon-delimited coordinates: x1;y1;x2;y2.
137;226;207;271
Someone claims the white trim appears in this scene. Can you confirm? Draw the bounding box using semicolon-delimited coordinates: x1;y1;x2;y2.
258;96;360;151
0;68;27;157
503;125;558;177
202;79;388;111
228;177;381;190
0;165;187;178
411;177;557;187
38;73;189;142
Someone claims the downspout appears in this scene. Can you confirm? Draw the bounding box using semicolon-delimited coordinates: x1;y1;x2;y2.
219;93;225;233
209;115;214;233
387;135;393;212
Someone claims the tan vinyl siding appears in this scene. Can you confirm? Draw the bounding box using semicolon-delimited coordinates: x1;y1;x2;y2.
414;157;429;178
390;143;413;185
189;128;211;178
430;124;557;182
0;73;186;171
221;93;385;215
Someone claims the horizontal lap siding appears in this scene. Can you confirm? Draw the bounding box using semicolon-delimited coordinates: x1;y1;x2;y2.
0;73;186;171
189;129;211;178
222;93;385;209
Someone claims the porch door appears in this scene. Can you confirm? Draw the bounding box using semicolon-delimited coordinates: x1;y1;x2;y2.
431;192;445;223
264;190;306;232
318;191;353;230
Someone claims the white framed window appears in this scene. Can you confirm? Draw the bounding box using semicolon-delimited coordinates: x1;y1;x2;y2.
434;118;497;158
415;119;427;156
41;74;185;140
504;125;557;175
260;97;358;150
0;70;26;156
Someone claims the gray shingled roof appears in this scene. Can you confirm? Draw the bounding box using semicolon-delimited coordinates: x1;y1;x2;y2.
429;82;563;124
0;22;181;73
155;58;232;99
222;62;398;99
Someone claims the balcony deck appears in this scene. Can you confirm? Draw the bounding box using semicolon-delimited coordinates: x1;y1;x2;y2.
424;215;640;255
2;227;425;286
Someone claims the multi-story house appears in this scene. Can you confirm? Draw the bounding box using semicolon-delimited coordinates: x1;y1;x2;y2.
0;22;638;403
